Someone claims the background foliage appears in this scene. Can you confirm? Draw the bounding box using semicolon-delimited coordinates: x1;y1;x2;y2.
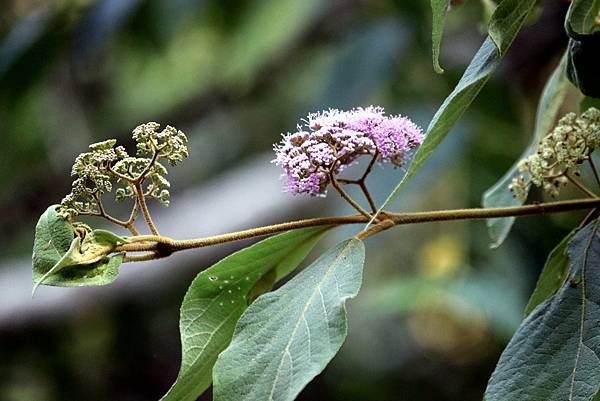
0;0;586;400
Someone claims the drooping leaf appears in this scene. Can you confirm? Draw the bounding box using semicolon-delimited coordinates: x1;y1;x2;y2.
31;205;125;293
160;226;330;401
370;0;537;226
430;0;450;73
482;53;569;247
485;219;600;401
523;229;577;316
213;239;365;401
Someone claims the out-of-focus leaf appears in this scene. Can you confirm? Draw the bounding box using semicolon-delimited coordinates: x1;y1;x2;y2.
31;205;126;293
485;219;600;401
581;96;600;112
430;0;450;73
523;229;576;316
223;0;324;89
160;227;330;401
482;53;569;247
72;0;142;65
213;239;365;401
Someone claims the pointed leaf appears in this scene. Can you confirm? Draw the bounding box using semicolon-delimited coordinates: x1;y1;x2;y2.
482;53;569;247
32;205;124;291
213;239;365;401
430;0;450;73
485;219;600;401
524;229;577;316
371;0;536;225
160;226;330;401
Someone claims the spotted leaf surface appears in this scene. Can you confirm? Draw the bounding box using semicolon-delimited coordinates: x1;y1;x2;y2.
213;239;365;401
160;226;330;401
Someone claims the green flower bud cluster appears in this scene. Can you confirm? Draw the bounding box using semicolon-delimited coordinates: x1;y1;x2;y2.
132;122;188;166
510;108;600;200
57;123;188;220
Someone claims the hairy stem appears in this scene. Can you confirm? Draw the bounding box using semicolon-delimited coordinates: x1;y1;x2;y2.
135;182;159;235
329;173;373;219
116;197;600;259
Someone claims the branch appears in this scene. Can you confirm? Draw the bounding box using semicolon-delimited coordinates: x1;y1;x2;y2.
116;197;600;258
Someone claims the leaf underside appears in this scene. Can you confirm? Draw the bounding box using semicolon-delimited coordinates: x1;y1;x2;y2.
213;239;365;401
485;219;600;401
160;226;330;401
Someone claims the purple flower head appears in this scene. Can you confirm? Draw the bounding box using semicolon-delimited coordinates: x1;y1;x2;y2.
273;106;423;196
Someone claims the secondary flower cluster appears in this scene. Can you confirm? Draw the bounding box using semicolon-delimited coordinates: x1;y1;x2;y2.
58;123;188;220
273;106;424;196
510;107;600;200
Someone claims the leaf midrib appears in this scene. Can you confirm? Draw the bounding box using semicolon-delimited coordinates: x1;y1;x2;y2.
266;240;355;401
569;219;599;400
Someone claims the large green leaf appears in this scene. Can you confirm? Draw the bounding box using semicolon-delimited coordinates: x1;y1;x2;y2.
213;239;365;401
160;226;330;401
482;53;569;247
523;229;577;316
485;219;600;401
430;0;450;73
370;0;536;225
31;205;125;293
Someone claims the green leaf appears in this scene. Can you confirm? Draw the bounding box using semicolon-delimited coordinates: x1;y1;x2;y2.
213;239;365;401
523;229;577;316
370;0;536;226
482;53;569;247
581;96;600;112
485;219;600;401
32;205;125;293
160;226;330;401
32;205;75;274
430;0;450;73
488;0;537;55
371;37;498;224
566;0;600;35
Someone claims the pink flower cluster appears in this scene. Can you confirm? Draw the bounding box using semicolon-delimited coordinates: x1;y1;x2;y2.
273;106;424;196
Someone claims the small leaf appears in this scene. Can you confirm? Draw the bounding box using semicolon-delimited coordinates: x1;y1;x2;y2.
32;205;124;293
430;0;450;74
160;226;330;401
482;53;569;247
523;229;576;316
485;219;600;401
213;239;365;401
488;0;537;55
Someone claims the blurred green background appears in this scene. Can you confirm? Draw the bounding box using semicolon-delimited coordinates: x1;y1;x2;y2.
0;0;585;400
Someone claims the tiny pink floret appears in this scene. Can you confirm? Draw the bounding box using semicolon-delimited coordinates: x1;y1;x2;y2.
273;106;423;196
